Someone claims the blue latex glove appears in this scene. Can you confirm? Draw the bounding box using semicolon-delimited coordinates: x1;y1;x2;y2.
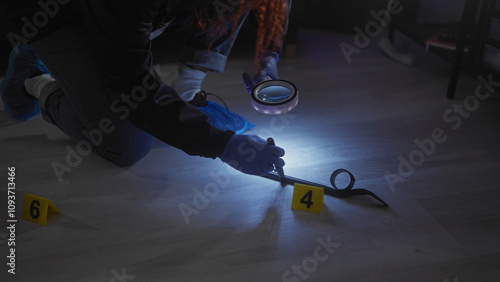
220;134;285;176
242;51;279;93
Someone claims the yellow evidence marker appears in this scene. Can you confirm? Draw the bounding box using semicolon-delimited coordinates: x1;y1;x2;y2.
291;183;324;214
22;193;60;226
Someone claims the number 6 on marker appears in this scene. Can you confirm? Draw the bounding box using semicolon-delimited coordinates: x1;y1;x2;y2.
30;200;41;219
291;184;324;214
22;193;60;226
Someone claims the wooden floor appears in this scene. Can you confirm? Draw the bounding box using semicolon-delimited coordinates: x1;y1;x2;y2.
1;29;500;282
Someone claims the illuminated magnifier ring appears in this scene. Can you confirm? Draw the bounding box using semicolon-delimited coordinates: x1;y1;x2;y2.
251;79;298;115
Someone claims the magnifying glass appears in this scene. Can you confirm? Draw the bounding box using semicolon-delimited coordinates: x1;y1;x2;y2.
250;79;298;115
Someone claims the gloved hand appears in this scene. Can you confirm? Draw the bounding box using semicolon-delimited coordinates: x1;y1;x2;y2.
242;51;279;93
220;134;285;176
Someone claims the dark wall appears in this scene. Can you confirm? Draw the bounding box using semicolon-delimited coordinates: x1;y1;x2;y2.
295;0;391;34
0;1;402;75
417;0;466;23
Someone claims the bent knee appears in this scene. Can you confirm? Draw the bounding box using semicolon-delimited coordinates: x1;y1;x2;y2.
109;148;152;167
97;135;154;167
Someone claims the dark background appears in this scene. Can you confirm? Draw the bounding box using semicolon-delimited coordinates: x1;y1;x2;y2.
0;0;465;75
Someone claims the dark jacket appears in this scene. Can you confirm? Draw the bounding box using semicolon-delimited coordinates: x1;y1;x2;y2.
2;0;234;159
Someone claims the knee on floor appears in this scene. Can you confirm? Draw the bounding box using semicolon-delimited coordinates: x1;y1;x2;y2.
98;135;154;167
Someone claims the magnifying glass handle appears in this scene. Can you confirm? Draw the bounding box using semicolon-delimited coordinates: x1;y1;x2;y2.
244;64;272;82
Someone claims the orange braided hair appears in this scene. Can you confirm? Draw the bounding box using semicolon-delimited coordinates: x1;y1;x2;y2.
197;0;288;69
